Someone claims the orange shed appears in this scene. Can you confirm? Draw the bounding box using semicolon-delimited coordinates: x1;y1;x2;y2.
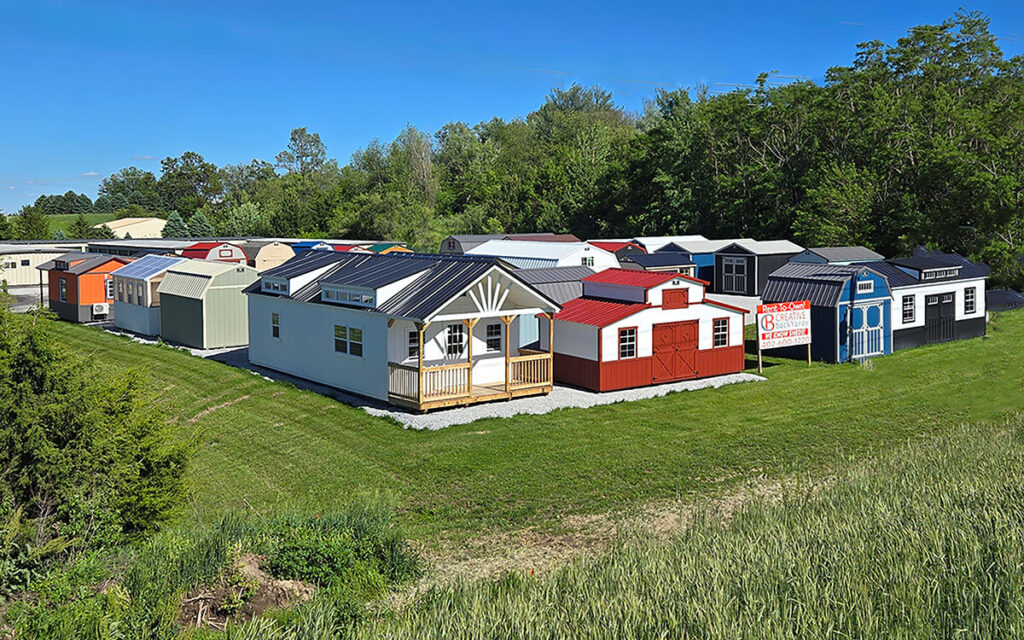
36;252;131;322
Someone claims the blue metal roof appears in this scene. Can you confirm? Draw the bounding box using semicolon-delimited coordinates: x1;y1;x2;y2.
110;254;186;281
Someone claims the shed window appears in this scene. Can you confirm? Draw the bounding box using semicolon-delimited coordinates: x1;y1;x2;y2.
137;282;144;305
856;280;874;294
713;318;729;347
271;312;280;338
105;278;114;300
20;259;29;267
408;330;419;358
334;325;362;356
116;279;124;302
618;328;636;359
218;249;233;258
486;323;501;352
127;283;134;304
902;295;915;323
581;256;595;267
58;278;67;302
965;287;976;314
446;324;466;358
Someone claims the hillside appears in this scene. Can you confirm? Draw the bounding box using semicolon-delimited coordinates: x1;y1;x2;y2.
43;310;1024;545
45;212;115;235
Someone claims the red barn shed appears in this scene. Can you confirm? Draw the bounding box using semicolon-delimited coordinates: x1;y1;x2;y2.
542;269;746;391
182;242;247;264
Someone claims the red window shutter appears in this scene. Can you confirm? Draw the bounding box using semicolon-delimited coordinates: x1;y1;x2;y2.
663;288;689;309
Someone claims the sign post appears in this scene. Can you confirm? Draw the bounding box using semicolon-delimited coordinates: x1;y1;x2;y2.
756;300;813;373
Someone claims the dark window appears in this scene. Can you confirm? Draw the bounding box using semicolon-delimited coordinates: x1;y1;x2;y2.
965;287;976;314
446;324;466;358
486;323;501;352
619;328;636;359
408;330;419;358
271;312;280;338
335;325;363;356
20;259;29;266
713;318;728;347
902;295;915;323
58;278;67;302
334;325;347;353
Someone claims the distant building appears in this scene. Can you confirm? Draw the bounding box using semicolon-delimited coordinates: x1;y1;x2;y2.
588;241;647;259
439;233;581;255
0;242;87;287
93;217;167;239
241;240;296;272
712;240;803;297
790;246;885;265
36;252;131;322
465;240;619;270
621;251;697;276
181;242;248;264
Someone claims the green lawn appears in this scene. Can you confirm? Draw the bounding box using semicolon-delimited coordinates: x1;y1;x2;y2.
45;312;1024;543
45;213;116;235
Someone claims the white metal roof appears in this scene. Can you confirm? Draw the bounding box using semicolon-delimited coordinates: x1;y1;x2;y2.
663;238;753;254
466;240;603;260
631;235;708;252
723;239;803;255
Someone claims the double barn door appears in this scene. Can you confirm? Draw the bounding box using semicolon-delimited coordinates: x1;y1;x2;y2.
925;293;955;344
652;321;698;382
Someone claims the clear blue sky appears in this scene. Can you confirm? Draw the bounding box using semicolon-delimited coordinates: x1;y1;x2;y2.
2;0;1023;213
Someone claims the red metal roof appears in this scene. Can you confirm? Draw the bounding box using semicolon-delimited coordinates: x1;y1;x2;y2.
553;298;649;327
582;268;678;289
703;298;749;314
589;241;645;253
184;242;223;251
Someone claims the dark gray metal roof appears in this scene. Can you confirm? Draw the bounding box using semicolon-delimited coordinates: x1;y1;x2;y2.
850;261;918;288
36;252;124;274
532;281;584;304
260;250;351;279
764;262;869;307
514;266;594;284
623;252;695;268
806;246;884;261
908;247;991;279
987;289;1024;312
853;249;989;288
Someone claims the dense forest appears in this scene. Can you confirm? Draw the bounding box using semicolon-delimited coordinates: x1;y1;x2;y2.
4;12;1023;287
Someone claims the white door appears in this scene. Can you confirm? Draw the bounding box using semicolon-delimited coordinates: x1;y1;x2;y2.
850;302;884;358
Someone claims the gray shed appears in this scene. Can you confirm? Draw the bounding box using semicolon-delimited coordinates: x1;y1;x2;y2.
157;260;259;348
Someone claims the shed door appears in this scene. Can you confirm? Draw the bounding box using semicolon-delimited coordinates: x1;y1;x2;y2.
850;303;884;358
721;257;747;294
652;321;698;382
924;293;955;344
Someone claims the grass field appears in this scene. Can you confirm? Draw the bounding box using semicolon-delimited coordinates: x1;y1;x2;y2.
44;311;1024;544
45;213;115;235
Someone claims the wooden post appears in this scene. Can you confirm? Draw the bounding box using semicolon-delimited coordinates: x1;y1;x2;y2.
501;315;514;395
462;318;479;396
416;322;426;408
546;312;554;385
807;341;812;366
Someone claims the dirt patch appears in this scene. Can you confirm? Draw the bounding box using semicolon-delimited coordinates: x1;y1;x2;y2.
397;472;831;605
187;395;252;423
180;553;314;631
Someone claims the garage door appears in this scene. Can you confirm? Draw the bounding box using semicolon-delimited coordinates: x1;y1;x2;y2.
652;321;698;382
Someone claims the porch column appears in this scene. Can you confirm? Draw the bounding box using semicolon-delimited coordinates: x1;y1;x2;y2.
501;315;514;394
546;312;554;385
462;318;479;395
416;322;427;407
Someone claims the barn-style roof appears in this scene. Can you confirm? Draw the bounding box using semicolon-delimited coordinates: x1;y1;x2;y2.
763;263;883;307
553;298;649;327
717;239;803;256
583;268;678;289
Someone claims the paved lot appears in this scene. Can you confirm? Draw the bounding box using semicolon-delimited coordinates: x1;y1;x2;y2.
4;285;46;313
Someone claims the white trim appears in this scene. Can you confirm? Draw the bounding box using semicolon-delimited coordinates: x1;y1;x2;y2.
423;264;559;322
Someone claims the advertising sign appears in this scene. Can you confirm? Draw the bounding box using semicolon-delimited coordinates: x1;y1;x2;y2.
756;300;811;350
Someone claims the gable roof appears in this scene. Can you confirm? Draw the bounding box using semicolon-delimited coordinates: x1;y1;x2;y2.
624;252;696;269
553;298;649;327
583;268;678;289
100;217;165;230
466;239;596;260
718;239;803;256
36;252;127;274
505;233;581;243
987;288;1024;312
631;235;708;252
857;249;989;288
250;252;561;321
110;254;186;281
805;246;884;262
764;262;883;306
588;241;644;253
158;260;255;299
657;238;752;254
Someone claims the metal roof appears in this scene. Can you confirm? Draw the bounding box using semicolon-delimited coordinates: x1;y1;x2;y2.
805;246;884;261
658;238;752;254
588;241;643;253
583;268;677;289
466;240;600;260
157;260;252;299
513;266;594;284
631;235;708;252
36;252;127;274
854;250;989;288
86;239;195;250
553;298;648;327
495;256;559;269
987;289;1024;312
261;250;351;279
532;281;584;304
321;255;434;288
0;243;81;255
763;262;873;307
109;254;186;281
505;233;581;243
623;252;695;268
718;239;804;255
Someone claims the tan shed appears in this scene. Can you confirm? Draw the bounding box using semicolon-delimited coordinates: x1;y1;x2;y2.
157;260;259;349
241;241;296;272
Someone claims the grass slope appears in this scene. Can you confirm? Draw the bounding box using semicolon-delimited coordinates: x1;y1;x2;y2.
45;213;115;234
45;312;1024;542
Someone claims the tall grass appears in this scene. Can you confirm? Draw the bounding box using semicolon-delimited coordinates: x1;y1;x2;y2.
358;417;1024;639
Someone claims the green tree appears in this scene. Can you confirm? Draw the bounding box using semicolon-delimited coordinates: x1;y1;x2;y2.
158;151;222;215
162;211;189;238
91;224;116;240
14;206;49;240
0;216;13;241
93;193;129;214
221;202;262;236
51;228;67;240
276;127;327;176
99;167;162;210
187;210;215;238
67;214;93;239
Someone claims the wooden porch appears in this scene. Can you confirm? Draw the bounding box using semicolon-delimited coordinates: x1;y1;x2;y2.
387;315;554;412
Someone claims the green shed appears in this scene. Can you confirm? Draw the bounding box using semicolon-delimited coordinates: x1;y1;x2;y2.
157;260;259;349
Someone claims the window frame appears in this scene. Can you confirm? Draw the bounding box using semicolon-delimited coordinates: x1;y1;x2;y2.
446;324;466;358
334;325;363;357
271;312;280;339
902;294;915;323
105;277;114;301
408;330;419;358
713;317;729;348
721;256;747;293
618;327;637;359
58;277;67;302
856;280;874;295
965;287;976;314
485;323;502;353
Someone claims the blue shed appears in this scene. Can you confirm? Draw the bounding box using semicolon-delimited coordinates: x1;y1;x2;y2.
763;263;893;363
659;238;753;285
291;240;335;255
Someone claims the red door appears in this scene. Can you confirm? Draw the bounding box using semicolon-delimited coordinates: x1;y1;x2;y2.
652;321;698;382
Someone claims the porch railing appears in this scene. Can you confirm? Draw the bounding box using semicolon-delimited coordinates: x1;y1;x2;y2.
509;353;551;389
422;362;471;400
387;353;552;408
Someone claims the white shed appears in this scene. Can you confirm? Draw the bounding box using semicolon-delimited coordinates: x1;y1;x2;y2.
465;240;620;270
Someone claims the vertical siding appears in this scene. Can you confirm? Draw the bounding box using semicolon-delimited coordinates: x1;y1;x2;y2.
159;295;206;348
204;287;250;348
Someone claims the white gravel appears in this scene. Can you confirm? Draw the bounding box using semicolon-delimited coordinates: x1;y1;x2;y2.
364;373;765;430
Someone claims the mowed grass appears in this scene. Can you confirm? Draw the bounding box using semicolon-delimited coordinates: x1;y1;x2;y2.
45;212;115;234
44;311;1024;542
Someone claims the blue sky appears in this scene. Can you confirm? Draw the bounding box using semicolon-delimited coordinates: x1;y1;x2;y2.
2;0;1023;213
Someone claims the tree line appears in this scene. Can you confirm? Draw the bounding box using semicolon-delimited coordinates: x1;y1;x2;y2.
3;12;1022;287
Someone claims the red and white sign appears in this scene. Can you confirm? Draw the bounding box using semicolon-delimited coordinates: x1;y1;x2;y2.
757;300;811;350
